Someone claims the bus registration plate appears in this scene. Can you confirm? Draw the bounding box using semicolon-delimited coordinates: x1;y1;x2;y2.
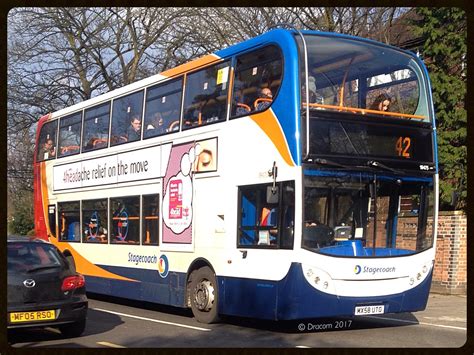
354;305;384;316
9;310;56;323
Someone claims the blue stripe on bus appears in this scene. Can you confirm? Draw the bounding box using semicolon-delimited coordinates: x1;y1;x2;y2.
85;265;186;307
219;262;432;320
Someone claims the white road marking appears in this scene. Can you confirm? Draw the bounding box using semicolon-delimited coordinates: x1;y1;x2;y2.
296;345;311;348
423;316;465;322
92;308;212;332
97;341;126;348
364;315;466;331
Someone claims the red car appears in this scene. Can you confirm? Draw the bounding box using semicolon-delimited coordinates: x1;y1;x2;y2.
7;236;88;337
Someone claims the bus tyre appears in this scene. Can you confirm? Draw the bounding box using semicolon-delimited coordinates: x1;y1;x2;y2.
190;267;220;324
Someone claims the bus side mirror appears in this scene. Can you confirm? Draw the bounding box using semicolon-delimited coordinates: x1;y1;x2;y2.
267;186;279;204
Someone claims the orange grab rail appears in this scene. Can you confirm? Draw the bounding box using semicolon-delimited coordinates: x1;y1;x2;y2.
303;102;426;120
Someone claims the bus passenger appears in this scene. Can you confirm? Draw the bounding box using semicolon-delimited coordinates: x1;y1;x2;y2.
40;138;56;159
255;87;273;110
302;76;323;104
369;93;391;112
127;116;142;141
145;112;165;137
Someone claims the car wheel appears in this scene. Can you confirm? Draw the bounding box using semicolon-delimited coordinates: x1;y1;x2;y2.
59;319;86;337
190;266;220;324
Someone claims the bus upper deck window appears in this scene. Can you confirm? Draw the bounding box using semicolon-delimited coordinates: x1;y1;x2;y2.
182;61;230;129
82;102;111;152
144;78;183;138
298;35;428;121
58;112;82;157
37;120;58;162
231;46;283;118
111;90;144;146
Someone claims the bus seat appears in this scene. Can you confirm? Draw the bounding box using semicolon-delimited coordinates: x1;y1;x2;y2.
236;103;251;112
92;138;108;148
168;120;179;132
253;98;272;109
61;145;80;154
68;222;80;241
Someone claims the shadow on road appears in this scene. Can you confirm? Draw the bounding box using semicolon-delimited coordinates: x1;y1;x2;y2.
89;292;421;334
220;312;420;334
8;307;124;346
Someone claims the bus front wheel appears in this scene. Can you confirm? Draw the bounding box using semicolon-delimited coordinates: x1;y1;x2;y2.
189;267;220;323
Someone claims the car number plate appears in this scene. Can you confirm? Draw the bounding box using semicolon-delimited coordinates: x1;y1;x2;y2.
354;305;385;316
9;310;56;323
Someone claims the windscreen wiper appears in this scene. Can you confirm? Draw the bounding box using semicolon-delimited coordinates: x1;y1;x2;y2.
366;160;405;175
313;158;352;169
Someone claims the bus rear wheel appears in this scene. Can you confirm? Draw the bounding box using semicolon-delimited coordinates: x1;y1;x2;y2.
190;267;220;324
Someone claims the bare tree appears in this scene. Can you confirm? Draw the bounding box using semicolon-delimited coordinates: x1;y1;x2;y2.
286;7;410;44
7;6;413;225
7;7;191;221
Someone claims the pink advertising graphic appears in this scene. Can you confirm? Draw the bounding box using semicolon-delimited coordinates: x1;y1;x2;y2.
162;143;194;244
162;139;218;244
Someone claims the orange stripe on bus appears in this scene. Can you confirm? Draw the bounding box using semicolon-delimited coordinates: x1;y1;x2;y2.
250;110;295;167
55;243;138;282
161;54;221;78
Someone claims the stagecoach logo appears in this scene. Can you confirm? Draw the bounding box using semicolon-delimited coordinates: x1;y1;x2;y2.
354;265;396;275
23;279;36;288
158;255;169;278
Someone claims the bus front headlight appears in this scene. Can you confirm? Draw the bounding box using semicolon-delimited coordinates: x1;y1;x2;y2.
302;264;336;294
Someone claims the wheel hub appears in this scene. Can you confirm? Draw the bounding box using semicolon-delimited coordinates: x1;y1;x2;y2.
194;280;215;312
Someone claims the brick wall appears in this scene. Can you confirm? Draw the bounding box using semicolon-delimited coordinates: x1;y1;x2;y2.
431;211;467;295
364;210;466;295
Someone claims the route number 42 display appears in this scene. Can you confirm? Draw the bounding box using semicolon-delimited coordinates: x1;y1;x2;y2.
396;136;411;158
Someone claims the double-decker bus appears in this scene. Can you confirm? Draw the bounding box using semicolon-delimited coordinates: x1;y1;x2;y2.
34;28;438;323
